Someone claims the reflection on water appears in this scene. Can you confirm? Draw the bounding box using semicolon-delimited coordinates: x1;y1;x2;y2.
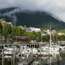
0;52;65;65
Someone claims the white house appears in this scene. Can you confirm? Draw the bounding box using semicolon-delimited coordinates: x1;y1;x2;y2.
26;27;41;32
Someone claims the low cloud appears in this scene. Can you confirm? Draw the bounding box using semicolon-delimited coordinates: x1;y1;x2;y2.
0;0;65;22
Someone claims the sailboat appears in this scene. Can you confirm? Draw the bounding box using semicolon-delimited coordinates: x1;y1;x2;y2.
40;25;60;56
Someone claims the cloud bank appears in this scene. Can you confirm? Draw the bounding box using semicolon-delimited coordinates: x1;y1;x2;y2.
0;0;65;22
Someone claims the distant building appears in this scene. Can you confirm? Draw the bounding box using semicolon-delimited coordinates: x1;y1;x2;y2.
13;36;31;43
26;27;41;32
57;32;65;36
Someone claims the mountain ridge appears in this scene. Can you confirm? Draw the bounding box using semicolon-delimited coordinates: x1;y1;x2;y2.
0;7;65;29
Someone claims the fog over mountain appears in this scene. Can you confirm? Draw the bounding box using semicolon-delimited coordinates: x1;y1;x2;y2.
0;0;65;22
0;7;65;29
0;0;65;29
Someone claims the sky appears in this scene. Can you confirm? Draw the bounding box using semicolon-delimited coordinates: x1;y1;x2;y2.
0;0;65;22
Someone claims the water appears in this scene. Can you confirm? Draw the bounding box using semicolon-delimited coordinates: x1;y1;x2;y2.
0;44;65;65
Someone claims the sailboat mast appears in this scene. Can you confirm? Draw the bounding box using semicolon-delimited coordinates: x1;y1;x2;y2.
49;25;52;65
50;25;52;47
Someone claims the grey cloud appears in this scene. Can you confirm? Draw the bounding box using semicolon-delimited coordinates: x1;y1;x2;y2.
0;0;65;22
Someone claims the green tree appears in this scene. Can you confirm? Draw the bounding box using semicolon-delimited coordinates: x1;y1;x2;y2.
14;26;25;36
0;22;3;34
